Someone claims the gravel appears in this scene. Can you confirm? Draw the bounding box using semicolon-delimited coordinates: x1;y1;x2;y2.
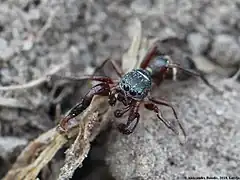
105;77;240;180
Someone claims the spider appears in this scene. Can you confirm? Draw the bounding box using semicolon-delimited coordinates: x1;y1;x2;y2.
56;42;218;137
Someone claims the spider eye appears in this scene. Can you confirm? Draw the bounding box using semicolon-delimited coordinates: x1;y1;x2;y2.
123;84;129;91
129;89;136;96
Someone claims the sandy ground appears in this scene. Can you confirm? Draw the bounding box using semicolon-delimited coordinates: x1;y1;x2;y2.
0;0;240;180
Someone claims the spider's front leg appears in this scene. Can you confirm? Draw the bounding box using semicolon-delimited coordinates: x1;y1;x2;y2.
146;97;186;138
117;102;140;135
59;82;113;132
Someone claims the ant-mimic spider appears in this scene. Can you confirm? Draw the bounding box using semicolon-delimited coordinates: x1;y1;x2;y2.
55;42;218;138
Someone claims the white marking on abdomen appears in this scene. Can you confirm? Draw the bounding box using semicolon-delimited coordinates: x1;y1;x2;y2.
172;67;177;81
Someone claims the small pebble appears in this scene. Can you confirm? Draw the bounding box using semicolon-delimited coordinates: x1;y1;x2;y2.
187;33;209;55
131;0;152;13
0;47;15;61
0;38;8;51
210;34;240;66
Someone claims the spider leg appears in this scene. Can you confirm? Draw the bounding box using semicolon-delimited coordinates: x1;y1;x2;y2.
109;59;124;77
59;82;111;132
108;89;117;106
144;102;180;136
117;102;140;135
50;75;115;84
140;42;159;69
116;90;132;106
148;97;186;138
114;105;131;118
50;59;122;84
95;58;124;77
149;97;178;118
169;63;220;93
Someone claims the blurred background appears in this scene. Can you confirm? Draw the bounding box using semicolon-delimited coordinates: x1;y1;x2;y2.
0;0;240;180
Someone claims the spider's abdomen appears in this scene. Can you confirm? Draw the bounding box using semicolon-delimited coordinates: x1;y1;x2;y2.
119;69;152;100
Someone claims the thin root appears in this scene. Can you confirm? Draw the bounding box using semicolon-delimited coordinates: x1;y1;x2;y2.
0;61;69;91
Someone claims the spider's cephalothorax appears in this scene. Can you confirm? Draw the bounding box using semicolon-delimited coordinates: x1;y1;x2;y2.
119;69;152;100
58;42;218;137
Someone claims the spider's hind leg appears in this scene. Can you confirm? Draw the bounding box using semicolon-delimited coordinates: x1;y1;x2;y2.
146;97;186;138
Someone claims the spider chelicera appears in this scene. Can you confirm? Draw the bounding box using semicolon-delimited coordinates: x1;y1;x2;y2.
56;42;217;137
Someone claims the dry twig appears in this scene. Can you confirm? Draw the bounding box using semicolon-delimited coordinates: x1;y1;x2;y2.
0;61;69;91
0;97;33;110
3;95;110;180
35;7;60;42
122;18;142;73
3;128;67;180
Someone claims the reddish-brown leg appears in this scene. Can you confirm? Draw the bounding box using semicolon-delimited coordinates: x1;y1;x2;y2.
108;90;117;106
116;90;133;106
109;59;124;77
95;58;124;77
117;102;140;135
144;102;180;136
140;43;159;69
114;105;131;118
149;97;178;119
50;75;115;84
169;64;220;92
59;83;111;131
148;97;186;137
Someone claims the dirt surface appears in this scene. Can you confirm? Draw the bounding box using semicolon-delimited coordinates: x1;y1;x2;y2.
106;76;240;180
0;0;240;180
